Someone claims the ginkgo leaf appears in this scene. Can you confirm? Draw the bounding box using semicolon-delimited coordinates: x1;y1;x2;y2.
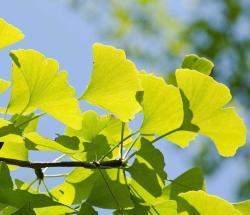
0;18;24;49
129;138;167;203
234;200;250;215
7;49;82;129
138;73;183;136
167;69;246;156
86;169;133;209
179;190;241;215
0;162;13;189
80;43;141;122
163;167;205;201
65;110;111;142
78;202;98;215
24;132;81;154
115;197;178;215
0;134;27;170
65;110;132;145
0;80;10;94
181;54;214;75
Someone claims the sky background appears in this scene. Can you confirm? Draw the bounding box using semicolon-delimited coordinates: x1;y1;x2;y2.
0;0;248;212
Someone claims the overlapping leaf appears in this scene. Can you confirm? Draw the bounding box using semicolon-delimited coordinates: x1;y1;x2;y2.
128;138;167;203
167;69;246;156
179;190;241;215
7;49;82;129
0;18;24;49
181;54;214;75
80;43;141;122
0;134;27;170
138;73;183;136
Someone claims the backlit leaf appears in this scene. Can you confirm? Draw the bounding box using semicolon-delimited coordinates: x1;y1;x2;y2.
80;43;141;122
168;69;246;156
0;134;27;170
138;73;183;136
0;80;10;94
7;49;82;129
233;200;250;215
0;19;24;49
179;190;241;215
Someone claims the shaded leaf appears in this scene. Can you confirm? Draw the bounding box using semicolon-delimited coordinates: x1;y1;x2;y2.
181;54;214;75
78;202;98;215
0;162;13;189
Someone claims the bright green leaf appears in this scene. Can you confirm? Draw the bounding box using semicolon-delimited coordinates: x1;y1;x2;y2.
0;134;27;170
138;73;183;136
7;49;82;129
66;110;132;146
80;43;141;122
168;69;246;156
24;132;81;154
179;190;241;215
181;54;214;75
0;80;10;94
0;19;24;49
65;110;111;142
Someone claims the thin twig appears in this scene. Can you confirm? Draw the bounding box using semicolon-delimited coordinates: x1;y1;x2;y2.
151;128;180;144
43;154;66;173
123;135;140;159
119;122;125;159
98;131;139;162
16;113;46;128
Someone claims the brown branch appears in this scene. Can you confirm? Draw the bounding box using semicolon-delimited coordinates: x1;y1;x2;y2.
0;157;125;169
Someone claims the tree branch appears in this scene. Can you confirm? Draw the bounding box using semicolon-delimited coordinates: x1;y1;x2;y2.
0;157;125;169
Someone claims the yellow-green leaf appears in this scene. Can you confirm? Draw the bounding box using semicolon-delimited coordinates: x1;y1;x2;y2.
7;49;82;129
0;19;24;49
0;134;27;170
0;80;10;94
168;69;246;156
234;200;250;215
179;190;241;215
80;43;141;122
139;73;183;136
24;132;81;154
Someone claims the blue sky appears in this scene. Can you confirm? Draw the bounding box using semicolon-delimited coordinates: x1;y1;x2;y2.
0;0;247;211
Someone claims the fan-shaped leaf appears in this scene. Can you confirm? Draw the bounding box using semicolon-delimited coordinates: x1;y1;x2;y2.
138;73;183;136
167;69;246;156
80;43;141;122
7;50;82;129
181;54;214;75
